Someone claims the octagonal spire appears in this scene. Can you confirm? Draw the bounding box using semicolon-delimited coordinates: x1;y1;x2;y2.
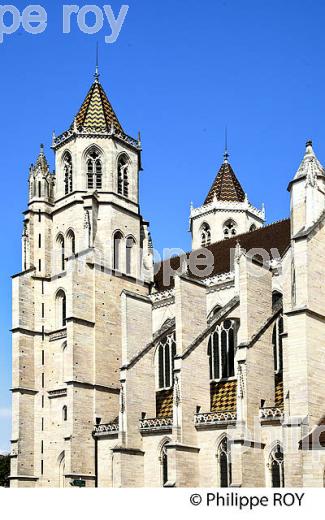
73;78;123;134
204;154;246;205
293;140;325;181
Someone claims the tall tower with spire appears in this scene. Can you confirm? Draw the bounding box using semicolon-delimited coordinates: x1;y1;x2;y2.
190;151;265;249
10;70;153;487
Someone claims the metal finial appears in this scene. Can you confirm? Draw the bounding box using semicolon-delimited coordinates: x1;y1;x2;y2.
94;42;100;81
224;126;229;163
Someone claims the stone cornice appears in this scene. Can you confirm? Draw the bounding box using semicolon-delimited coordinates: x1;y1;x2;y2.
52;126;140;153
11;387;38;395
11;327;42;336
65;380;120;393
65;316;95;327
11;267;36;279
285;306;325;322
9;475;38;481
111;447;144;456
120;289;151;304
190;198;265;222
165;442;200;453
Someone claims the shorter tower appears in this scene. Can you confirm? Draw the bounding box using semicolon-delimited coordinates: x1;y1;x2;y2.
288;140;325;236
190;151;265;249
25;145;55;276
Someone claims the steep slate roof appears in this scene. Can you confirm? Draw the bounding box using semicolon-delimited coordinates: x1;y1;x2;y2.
154;219;291;291
73;79;123;133
204;158;246;204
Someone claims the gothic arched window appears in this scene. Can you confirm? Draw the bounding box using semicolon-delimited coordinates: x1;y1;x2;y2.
208;319;236;380
113;231;123;271
223;219;237;239
63;152;73;195
66;229;76;256
58;451;65;488
161;442;169;486
272;316;283;374
126;236;136;275
86;147;102;189
56;290;67;328
249;224;257;232
117;154;129;197
218;437;232;487
157;332;176;390
200;223;211;247
57;234;65;271
270;443;284;487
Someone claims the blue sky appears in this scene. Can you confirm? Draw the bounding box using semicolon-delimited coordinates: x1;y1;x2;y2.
1;0;325;452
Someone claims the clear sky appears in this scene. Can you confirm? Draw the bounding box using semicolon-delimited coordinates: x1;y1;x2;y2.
1;0;325;452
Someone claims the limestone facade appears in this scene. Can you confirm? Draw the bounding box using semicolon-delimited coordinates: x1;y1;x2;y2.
10;74;325;488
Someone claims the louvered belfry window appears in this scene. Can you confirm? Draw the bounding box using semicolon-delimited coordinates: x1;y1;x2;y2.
87;147;102;189
117;154;129;197
63;152;73;195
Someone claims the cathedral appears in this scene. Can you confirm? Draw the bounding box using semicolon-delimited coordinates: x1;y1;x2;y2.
10;69;325;488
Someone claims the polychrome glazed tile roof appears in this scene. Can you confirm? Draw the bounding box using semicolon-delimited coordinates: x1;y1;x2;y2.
204;159;246;204
156;389;173;418
73;79;123;133
275;374;284;409
210;380;237;412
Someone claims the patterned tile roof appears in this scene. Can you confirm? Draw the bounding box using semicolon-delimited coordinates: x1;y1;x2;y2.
73;79;123;133
156;389;173;418
210;380;237;412
275;374;284;409
204;159;246;204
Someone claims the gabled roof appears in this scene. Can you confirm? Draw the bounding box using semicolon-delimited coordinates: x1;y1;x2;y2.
154;218;291;291
204;155;246;204
73;79;123;133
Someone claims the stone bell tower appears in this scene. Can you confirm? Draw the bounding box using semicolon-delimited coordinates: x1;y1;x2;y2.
10;68;153;487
